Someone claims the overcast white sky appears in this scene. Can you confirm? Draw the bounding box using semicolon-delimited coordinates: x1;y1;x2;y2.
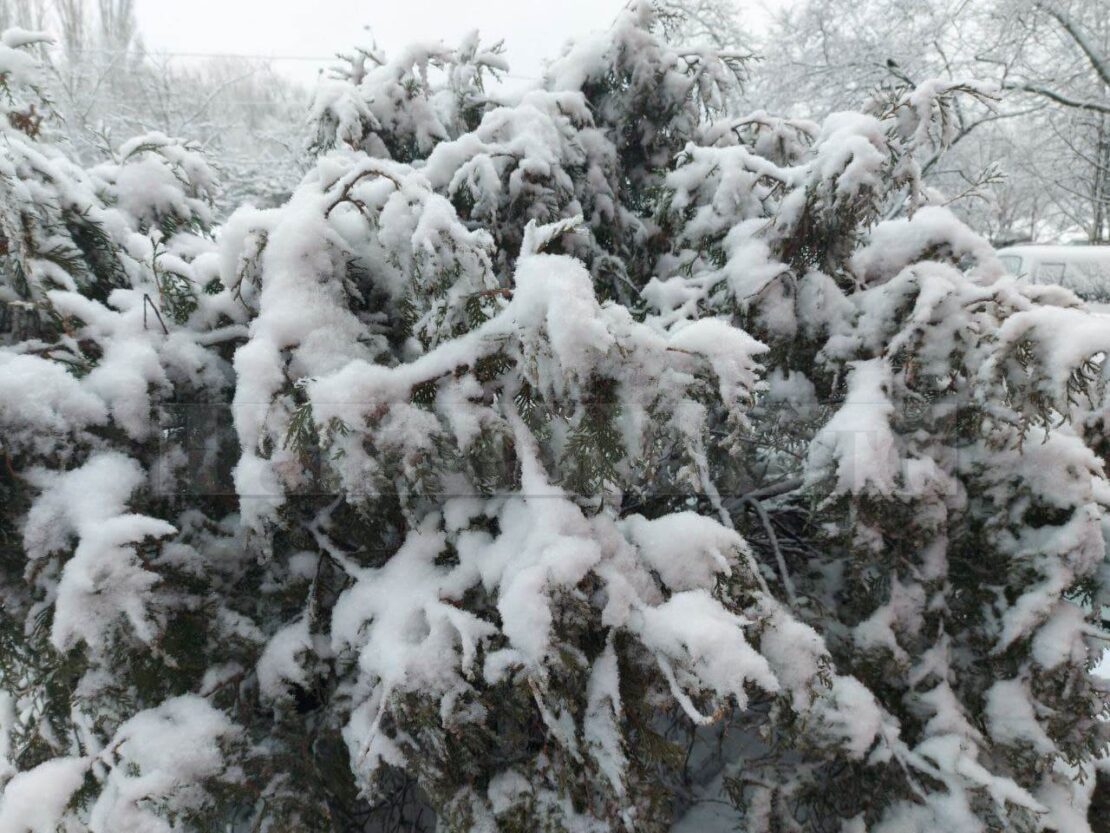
131;0;782;85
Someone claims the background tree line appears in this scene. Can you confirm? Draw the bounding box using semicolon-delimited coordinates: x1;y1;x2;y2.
3;0;1107;245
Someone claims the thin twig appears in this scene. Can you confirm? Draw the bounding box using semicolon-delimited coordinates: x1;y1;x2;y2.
742;494;798;608
142;293;169;334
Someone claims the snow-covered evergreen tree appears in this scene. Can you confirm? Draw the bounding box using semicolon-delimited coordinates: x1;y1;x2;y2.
0;4;1106;832
0;24;254;833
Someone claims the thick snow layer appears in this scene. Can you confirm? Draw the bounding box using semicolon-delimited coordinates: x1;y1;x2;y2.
813;111;888;200
668;318;768;406
0;756;89;833
637;589;778;721
256;618;313;702
619;512;739;591
0;352;107;451
23;453;175;652
0;29;48;87
851;206;1000;284
807;359;899;496
984;678;1056;754
88;696;238;833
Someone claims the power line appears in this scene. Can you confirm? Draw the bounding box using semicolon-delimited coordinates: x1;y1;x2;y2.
69;46;340;61
60;46;540;81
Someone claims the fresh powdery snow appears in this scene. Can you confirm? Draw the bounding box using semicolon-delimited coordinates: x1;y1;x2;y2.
0;4;1107;833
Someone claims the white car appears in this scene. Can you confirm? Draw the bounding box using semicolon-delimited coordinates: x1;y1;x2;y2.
996;244;1110;303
